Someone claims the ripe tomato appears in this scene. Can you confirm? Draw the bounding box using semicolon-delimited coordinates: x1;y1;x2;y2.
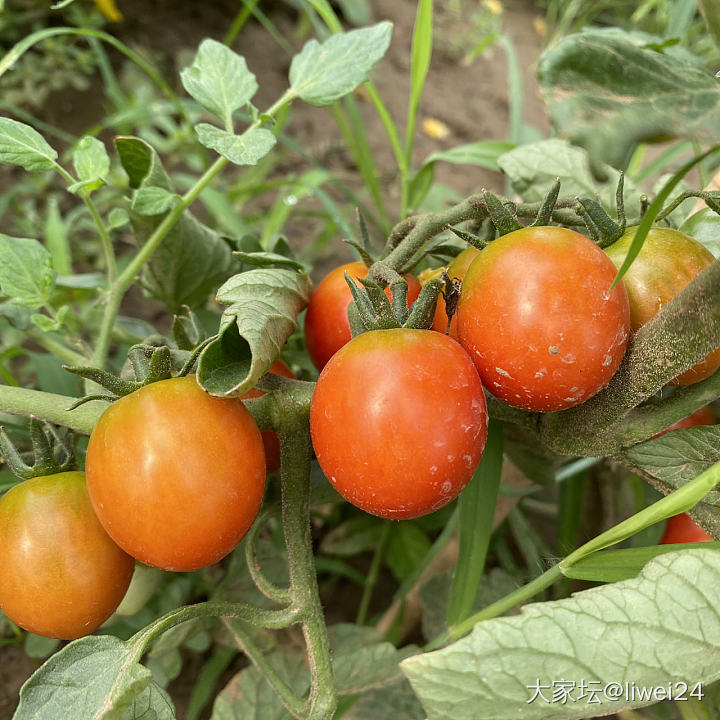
652;405;716;438
456;226;630;412
310;329;488;519
430;246;481;338
304;261;422;370
660;513;713;544
0;472;134;639
241;359;294;472
605;227;720;385
86;376;266;571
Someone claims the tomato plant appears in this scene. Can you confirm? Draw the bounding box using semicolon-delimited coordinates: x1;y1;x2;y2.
660;513;713;544
0;471;134;640
85;376;266;571
430;246;480;338
304;261;422;370
310;328;488;519
456;226;630;412
605;226;720;385
241;358;295;472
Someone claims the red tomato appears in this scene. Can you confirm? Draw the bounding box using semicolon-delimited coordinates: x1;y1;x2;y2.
660;513;713;544
652;405;716;438
0;472;134;639
430;246;481;338
310;329;488;519
457;226;630;412
605;227;720;386
86;376;266;571
304;261;422;370
241;359;295;472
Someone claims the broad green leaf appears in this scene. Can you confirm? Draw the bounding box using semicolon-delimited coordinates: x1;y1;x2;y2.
115;137;235;311
23;634;60;659
14;634;174;720
289;22;392;106
386;523;431;583
563;543;720;583
497;138;643;213
108;208;130;229
131;186;180;216
403;549;720;719
680;208;720;258
180;39;258;124
197;268;311;396
0;117;57;171
234;251;307;272
336;0;371;26
0;234;55;309
195;124;276;166
538;29;720;169
320;515;384;557
625;427;720;506
344;680;425;720
73;136;110;195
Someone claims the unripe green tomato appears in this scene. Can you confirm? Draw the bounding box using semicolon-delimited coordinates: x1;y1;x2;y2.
605;226;720;386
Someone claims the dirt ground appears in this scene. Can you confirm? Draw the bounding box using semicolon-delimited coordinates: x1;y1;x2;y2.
0;1;551;717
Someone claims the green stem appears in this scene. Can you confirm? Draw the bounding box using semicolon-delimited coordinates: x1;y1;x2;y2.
26;328;88;366
245;510;292;604
85;195;116;282
356;520;392;625
280;428;336;720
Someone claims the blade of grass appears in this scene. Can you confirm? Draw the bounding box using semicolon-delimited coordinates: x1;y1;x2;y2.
185;645;238;720
445;419;504;627
223;0;260;46
555;471;589;597
356;520;392;625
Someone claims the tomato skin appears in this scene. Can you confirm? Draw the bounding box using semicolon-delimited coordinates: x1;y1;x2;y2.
0;472;134;640
310;328;488;520
241;359;294;472
652;405;716;438
660;513;713;544
86;376;266;571
430;246;481;338
304;262;422;370
456;226;630;412
605;226;720;386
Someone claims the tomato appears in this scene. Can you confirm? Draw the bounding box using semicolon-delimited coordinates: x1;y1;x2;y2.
430;246;481;338
456;226;630;412
304;261;422;370
0;472;134;639
605;226;720;385
310;328;488;519
241;359;294;472
660;513;713;544
86;376;266;571
652;405;716;438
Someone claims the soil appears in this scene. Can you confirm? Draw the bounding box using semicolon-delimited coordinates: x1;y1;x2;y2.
0;1;553;718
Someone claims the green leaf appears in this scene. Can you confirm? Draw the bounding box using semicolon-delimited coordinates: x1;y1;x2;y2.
116;137;235;311
108;208;130;229
625;427;720;506
386;523;431;582
497;138;643;213
563;543;720;583
289;22;393;106
195;124;276;166
180;39;258;124
0;234;55;309
680;208;720;258
538;28;720;169
43;197;71;275
72;136;110;195
403;549;720;719
320;515;384;557
196;268;312;396
14;634;174;720
131;186;180;216
234;251;307;271
343;679;425;720
0;117;57;171
23;633;60;659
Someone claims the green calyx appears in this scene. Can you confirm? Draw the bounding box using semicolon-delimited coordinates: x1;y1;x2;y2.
0;418;75;480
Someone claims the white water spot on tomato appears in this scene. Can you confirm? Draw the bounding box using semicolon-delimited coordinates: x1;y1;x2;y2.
603;354;613;366
330;476;337;485
430;465;438;474
569;386;579;393
601;289;611;301
563;397;578;403
548;346;559;355
495;367;512;378
464;454;474;467
561;353;576;364
535;371;545;379
441;481;452;494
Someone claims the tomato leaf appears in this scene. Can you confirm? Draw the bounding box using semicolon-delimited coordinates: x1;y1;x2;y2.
14;635;174;720
180;39;258;126
0;117;57;172
341;680;426;720
72;136;110;196
195;124;276;166
386;523;432;583
680;208;720;258
320;515;384;557
197;268;312;396
0;234;56;310
289;22;392;106
538;29;720;170
115;136;235;311
403;548;720;719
